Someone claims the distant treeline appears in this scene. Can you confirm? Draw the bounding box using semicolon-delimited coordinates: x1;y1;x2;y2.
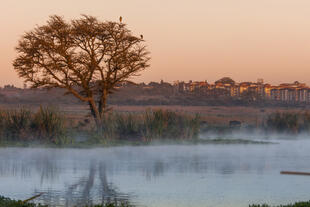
1;84;310;107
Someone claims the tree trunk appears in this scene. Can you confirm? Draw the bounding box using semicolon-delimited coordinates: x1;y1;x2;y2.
88;99;102;129
99;88;108;118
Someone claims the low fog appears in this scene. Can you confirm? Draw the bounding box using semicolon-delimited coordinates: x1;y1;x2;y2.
1;136;310;206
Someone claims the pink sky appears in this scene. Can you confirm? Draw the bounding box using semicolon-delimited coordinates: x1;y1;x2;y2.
1;0;310;87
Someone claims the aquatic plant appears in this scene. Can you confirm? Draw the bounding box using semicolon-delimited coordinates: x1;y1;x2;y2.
142;109;200;140
30;106;69;144
0;107;201;145
266;112;299;133
3;108;31;140
95;109;200;141
265;111;310;133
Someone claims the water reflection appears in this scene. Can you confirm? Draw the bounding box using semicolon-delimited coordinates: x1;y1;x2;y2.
1;141;310;207
34;162;131;207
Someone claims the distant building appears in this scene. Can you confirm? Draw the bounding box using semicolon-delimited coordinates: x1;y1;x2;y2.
170;78;310;104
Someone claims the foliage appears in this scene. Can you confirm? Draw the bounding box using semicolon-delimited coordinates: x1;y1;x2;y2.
13;15;150;127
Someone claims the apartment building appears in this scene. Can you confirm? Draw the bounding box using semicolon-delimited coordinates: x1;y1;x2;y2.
173;78;310;103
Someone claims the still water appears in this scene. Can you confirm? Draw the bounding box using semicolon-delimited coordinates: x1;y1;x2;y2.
1;139;310;207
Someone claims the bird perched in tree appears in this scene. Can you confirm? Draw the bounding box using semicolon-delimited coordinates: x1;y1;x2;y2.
119;16;122;23
140;35;143;39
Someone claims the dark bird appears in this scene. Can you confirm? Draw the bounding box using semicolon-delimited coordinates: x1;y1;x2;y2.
140;34;143;39
119;16;122;23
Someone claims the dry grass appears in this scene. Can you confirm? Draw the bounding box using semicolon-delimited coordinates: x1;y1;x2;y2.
0;104;307;127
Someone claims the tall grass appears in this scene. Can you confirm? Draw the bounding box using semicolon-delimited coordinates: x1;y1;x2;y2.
0;107;69;144
31;106;69;144
97;109;201;141
142;109;200;140
0;108;200;144
1;108;31;141
265;111;310;133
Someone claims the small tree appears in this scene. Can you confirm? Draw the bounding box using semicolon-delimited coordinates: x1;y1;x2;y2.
13;15;150;127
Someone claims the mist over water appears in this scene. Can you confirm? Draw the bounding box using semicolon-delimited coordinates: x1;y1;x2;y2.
1;137;310;207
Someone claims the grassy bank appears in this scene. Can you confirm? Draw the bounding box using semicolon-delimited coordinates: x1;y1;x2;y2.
2;196;310;207
0;106;71;145
250;201;310;207
0;107;201;146
2;106;310;147
0;195;131;207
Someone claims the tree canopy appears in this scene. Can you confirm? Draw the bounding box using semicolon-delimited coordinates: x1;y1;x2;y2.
13;15;150;126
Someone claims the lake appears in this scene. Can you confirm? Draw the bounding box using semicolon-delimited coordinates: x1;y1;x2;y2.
1;138;310;207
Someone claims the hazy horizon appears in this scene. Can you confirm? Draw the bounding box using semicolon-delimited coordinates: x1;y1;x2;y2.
1;0;310;87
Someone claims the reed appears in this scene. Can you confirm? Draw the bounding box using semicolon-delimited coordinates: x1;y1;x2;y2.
95;109;201;141
142;109;200;140
265;111;310;133
2;108;31;141
31;106;69;144
0;107;201;145
0;106;71;144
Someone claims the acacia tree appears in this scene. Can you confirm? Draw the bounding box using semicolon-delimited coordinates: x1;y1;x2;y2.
13;15;150;127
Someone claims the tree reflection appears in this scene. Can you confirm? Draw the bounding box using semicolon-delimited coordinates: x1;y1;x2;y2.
34;161;132;207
